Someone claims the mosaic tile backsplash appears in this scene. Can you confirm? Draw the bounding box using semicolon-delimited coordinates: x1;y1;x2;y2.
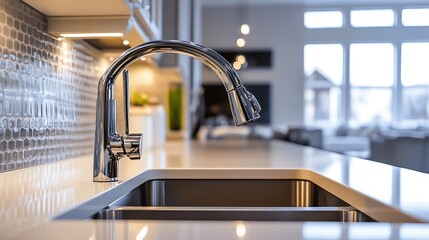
0;0;105;172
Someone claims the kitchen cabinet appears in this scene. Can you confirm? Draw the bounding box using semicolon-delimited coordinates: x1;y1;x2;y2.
127;0;163;41
23;0;163;47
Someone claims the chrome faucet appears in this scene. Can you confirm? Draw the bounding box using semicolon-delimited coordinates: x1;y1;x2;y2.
93;40;261;182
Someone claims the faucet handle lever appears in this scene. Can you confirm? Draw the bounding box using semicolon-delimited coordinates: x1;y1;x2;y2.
123;133;143;160
123;69;130;135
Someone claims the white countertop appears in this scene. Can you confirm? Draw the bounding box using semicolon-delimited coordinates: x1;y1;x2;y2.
1;140;429;239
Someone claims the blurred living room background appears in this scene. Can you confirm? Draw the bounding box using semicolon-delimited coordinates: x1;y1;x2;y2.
197;0;429;173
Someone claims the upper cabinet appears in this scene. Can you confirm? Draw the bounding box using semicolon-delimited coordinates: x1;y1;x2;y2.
22;0;162;49
22;0;130;16
128;0;163;41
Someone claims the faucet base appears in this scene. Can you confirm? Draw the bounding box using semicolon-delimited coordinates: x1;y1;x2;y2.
93;173;118;182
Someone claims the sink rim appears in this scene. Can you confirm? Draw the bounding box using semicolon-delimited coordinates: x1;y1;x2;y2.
94;206;372;222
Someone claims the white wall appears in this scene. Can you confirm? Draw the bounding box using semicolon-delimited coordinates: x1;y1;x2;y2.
202;6;305;126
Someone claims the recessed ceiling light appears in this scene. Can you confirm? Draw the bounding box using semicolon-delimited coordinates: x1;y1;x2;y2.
236;55;246;64
241;24;250;35
236;38;246;48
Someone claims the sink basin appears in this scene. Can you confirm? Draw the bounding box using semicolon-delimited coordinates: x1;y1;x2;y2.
109;179;350;207
56;169;418;223
90;179;374;222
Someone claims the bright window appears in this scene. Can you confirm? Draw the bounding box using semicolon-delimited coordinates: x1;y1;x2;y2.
350;43;394;87
350;9;395;27
401;42;429;120
350;89;392;125
304;11;343;29
401;42;429;86
303;8;429;127
350;43;394;125
304;44;343;124
402;8;429;26
304;44;343;85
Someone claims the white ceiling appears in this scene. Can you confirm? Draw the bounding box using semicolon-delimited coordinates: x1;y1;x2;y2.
24;0;429;14
201;0;429;7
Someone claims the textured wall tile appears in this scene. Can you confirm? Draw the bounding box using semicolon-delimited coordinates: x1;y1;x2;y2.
0;0;105;172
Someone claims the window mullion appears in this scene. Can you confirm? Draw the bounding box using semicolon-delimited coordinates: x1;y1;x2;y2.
342;9;351;127
395;8;403;123
343;43;351;127
393;43;402;123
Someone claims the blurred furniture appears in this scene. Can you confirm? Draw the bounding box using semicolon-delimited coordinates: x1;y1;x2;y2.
370;136;429;173
323;136;369;154
422;137;429;173
278;127;323;149
197;125;251;141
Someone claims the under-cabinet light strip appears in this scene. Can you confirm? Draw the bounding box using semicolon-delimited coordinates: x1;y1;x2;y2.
60;33;124;38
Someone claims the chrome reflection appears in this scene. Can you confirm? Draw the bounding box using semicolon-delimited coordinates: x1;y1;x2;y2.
136;226;148;240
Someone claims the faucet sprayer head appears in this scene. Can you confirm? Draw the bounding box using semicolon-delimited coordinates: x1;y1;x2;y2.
228;86;261;125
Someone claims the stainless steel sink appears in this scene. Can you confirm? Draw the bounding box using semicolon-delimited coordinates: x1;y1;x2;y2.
89;179;374;222
56;169;419;223
109;179;350;207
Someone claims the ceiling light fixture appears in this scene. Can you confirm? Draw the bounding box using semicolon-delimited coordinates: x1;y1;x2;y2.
236;55;246;64
241;24;250;35
60;33;124;38
236;38;246;48
123;40;130;46
235;3;250;49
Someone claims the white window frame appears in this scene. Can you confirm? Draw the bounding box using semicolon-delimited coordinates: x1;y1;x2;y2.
304;6;429;127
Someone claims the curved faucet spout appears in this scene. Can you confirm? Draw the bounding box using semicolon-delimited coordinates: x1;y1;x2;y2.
93;40;261;182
